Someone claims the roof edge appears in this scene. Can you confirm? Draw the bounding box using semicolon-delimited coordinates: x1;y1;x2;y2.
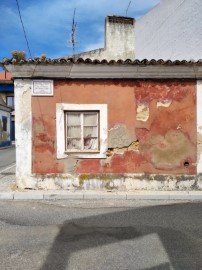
3;61;202;80
1;58;202;66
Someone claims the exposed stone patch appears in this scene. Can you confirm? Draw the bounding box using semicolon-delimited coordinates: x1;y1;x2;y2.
157;99;172;108
108;124;136;148
64;158;79;175
136;103;149;122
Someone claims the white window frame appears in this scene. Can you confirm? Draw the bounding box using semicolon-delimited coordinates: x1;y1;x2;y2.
56;104;108;159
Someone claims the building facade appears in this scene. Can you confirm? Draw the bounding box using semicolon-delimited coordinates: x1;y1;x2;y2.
0;71;14;147
2;58;202;191
0;72;15;141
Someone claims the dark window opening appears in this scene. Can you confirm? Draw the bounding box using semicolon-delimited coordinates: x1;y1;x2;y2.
2;116;7;132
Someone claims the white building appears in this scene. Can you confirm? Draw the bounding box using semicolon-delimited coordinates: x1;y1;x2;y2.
70;0;202;61
136;0;202;60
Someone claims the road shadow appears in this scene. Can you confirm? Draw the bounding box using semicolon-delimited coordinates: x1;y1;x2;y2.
40;202;202;270
0;172;15;176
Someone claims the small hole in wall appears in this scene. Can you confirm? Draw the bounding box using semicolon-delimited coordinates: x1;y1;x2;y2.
184;161;189;167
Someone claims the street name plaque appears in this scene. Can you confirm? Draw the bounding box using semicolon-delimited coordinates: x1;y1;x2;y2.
32;80;53;96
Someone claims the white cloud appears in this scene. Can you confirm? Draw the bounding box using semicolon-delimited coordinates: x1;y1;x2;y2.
0;0;160;59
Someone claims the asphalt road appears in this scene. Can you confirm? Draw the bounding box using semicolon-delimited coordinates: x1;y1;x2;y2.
0;146;16;171
0;200;201;270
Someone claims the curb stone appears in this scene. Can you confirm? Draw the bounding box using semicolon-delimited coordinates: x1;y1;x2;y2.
83;192;127;200
0;191;201;201
0;192;14;200
14;192;44;200
126;193;170;200
44;192;84;200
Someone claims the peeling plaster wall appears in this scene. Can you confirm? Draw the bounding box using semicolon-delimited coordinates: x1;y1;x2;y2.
15;80;32;188
29;79;200;190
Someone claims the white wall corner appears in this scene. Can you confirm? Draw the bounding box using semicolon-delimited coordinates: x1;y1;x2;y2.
197;80;202;174
56;104;66;159
14;79;32;187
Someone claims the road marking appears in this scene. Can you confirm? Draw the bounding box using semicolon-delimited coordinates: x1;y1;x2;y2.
0;164;16;174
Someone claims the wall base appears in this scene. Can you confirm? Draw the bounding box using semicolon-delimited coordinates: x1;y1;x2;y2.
16;173;202;191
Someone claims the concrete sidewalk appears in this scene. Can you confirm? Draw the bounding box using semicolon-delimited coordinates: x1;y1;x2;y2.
0;164;202;201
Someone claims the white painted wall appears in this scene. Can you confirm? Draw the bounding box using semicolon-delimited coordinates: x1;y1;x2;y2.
104;17;135;60
197;80;202;174
197;80;202;189
71;16;135;61
14;79;33;188
136;0;202;60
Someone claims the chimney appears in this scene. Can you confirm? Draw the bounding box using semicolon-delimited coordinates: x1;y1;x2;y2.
105;16;135;60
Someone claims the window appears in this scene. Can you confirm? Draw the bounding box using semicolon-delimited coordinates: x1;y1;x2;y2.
2;116;7;132
6;96;14;108
56;104;107;159
66;111;99;152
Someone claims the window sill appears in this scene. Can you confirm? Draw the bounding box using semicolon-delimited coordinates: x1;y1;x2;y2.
57;152;107;159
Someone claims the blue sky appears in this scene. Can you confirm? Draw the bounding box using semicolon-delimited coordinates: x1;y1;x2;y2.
0;0;160;60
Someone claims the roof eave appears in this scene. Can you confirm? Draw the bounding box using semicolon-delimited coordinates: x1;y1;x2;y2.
3;63;202;80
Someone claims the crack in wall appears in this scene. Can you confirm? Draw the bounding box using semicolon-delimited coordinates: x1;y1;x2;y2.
107;140;139;157
99;140;140;167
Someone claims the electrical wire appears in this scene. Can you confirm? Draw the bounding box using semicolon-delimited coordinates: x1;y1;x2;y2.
15;0;32;58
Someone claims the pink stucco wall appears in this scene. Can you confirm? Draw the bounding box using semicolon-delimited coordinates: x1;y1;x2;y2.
32;79;196;175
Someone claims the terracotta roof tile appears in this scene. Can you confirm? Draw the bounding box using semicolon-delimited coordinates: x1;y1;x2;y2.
1;58;202;66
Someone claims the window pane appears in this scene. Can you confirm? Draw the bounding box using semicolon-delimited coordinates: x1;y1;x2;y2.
67;126;81;138
65;111;99;152
67;113;80;125
84;126;97;137
84;113;97;126
2;116;7;132
84;138;98;150
6;96;14;108
66;138;81;150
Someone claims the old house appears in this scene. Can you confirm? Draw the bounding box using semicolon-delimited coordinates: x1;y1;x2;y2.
2;58;202;191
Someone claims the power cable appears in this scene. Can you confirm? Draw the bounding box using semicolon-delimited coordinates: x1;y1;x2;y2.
15;0;32;58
